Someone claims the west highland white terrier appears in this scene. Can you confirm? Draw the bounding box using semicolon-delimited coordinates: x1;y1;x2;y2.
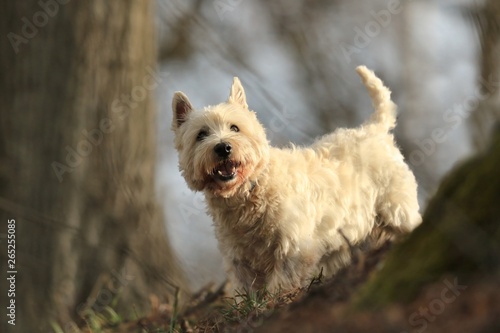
172;66;421;291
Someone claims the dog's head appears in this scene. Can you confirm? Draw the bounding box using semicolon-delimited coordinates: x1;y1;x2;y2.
172;78;269;198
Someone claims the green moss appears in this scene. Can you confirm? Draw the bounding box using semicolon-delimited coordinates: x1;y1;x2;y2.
354;126;500;309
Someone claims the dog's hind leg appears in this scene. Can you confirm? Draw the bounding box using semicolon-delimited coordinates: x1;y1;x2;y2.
376;166;422;234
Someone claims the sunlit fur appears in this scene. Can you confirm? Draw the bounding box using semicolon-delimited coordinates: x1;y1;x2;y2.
172;67;422;292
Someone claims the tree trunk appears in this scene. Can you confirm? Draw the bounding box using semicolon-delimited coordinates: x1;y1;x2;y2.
470;0;500;150
0;1;187;332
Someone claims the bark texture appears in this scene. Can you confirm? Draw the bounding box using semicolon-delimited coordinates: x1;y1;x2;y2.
470;0;500;149
0;1;186;332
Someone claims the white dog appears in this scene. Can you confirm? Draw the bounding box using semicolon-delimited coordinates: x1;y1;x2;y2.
172;66;421;291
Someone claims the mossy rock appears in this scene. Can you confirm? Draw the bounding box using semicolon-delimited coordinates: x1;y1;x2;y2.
355;125;500;308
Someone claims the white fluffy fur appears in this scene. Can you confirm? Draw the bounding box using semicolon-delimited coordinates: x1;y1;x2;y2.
172;66;421;291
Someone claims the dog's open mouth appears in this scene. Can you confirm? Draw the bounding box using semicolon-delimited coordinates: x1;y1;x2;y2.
212;160;240;182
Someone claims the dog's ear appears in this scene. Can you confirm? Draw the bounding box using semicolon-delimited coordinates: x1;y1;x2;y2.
228;77;248;109
172;91;193;129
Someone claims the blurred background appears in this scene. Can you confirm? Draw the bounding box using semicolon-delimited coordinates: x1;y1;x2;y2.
0;0;498;331
155;0;499;289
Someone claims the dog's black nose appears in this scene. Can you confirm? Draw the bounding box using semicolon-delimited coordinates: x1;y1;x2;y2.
214;142;232;158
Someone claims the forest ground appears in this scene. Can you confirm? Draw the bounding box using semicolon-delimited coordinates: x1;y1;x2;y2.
78;241;500;333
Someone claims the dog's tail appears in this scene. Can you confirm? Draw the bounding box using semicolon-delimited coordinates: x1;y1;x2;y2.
356;66;396;131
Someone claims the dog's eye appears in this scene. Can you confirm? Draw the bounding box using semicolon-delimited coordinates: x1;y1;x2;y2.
196;130;208;141
230;125;239;132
